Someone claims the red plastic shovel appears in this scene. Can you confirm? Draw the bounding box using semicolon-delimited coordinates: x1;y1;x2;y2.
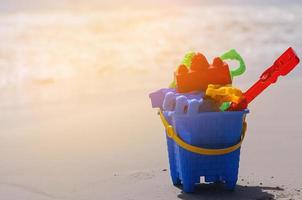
228;47;300;111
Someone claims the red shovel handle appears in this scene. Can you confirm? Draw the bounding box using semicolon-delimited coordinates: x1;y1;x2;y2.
228;47;300;111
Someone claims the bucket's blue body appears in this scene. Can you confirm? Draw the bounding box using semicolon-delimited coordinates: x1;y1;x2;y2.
165;110;248;193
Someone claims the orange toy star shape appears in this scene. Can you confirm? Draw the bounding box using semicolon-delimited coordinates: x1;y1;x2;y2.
175;53;232;93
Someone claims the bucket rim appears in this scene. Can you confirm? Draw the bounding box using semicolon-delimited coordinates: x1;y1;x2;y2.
171;109;249;118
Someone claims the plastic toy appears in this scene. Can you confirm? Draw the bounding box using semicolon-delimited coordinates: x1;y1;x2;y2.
175;53;232;93
208;49;246;111
220;49;246;79
182;51;196;68
150;88;204;110
228;47;300;111
162;93;204;128
199;99;220;112
160;105;248;192
160;95;245;192
162;92;219;117
206;84;243;104
149;88;175;109
169;52;195;88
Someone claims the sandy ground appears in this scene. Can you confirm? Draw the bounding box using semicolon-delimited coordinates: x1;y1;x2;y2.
0;75;302;200
0;2;302;200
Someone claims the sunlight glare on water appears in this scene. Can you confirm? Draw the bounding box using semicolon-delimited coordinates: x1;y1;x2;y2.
0;4;301;107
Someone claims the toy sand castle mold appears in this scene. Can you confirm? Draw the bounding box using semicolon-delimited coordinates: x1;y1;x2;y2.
175;54;231;93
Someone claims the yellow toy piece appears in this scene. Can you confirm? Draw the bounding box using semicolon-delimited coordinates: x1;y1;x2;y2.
206;84;243;104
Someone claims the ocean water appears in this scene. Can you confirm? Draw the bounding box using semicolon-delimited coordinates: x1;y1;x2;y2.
0;3;302;107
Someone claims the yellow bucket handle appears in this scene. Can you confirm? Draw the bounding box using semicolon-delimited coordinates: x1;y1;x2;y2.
159;110;247;156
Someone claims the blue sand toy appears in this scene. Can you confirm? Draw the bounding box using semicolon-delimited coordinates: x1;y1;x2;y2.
149;88;204;110
159;96;248;192
149;88;175;109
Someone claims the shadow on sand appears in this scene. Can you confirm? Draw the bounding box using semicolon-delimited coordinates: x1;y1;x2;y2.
177;183;283;200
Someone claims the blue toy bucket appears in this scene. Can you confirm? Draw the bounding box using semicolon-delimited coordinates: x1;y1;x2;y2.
160;110;248;193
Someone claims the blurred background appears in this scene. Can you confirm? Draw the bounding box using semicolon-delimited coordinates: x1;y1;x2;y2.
0;0;302;199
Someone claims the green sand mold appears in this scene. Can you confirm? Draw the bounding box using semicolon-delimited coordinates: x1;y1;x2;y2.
220;49;246;79
220;49;246;111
